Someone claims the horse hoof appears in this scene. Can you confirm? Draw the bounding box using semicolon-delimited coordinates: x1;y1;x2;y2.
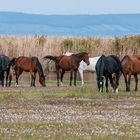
127;92;131;96
134;92;138;96
115;88;118;94
60;82;63;86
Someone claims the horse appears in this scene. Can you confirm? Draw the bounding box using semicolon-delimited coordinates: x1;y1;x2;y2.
121;55;140;92
9;56;46;87
44;52;90;86
64;52;100;85
95;55;121;94
0;55;12;87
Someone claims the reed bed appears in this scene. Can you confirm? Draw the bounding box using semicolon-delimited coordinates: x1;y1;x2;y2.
0;35;140;70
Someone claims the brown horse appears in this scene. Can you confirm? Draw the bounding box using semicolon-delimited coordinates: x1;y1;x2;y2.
9;56;46;87
121;55;140;92
44;52;90;86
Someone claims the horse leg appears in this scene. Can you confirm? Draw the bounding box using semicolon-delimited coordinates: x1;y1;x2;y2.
123;73;128;92
1;71;4;87
105;76;109;93
5;69;10;87
16;75;19;87
74;70;77;86
30;72;34;87
134;74;138;91
33;73;36;87
15;68;23;87
70;69;73;86
56;69;60;86
31;72;36;87
60;70;65;86
78;69;84;85
109;74;114;92
115;73;120;94
8;74;12;87
127;73;131;92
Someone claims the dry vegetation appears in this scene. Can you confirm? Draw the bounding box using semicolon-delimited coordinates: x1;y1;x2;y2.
0;35;140;59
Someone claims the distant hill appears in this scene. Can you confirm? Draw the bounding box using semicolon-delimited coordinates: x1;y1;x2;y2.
0;11;140;36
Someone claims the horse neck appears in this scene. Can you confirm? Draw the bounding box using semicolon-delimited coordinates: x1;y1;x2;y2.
72;53;85;64
121;55;130;63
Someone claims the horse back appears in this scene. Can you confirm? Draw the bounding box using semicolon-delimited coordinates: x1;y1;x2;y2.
58;56;76;70
15;56;37;72
106;55;121;73
121;55;140;74
0;55;10;70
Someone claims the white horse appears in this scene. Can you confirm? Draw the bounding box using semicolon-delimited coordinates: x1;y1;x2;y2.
64;52;100;85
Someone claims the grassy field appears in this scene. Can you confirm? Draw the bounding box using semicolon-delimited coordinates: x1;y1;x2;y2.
0;80;140;140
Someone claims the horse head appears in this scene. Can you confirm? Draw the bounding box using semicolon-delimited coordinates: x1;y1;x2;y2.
8;57;16;67
82;52;90;65
39;75;46;87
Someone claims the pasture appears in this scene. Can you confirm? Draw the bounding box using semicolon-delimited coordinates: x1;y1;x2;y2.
0;78;140;140
0;35;140;139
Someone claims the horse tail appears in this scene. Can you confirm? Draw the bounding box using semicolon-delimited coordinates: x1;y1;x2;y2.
100;55;106;77
43;55;58;61
96;55;106;78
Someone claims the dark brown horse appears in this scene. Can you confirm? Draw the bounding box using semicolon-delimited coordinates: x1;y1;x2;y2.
9;56;46;87
44;52;90;86
121;55;140;92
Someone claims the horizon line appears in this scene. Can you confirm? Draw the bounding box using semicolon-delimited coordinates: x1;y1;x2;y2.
1;11;140;16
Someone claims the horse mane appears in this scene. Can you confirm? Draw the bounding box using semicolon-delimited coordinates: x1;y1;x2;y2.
121;55;130;63
33;57;44;77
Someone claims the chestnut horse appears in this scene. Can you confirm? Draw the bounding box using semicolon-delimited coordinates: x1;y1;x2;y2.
44;52;90;86
9;56;46;87
121;55;140;92
64;51;101;85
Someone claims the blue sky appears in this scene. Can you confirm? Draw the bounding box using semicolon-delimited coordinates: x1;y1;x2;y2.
0;0;140;15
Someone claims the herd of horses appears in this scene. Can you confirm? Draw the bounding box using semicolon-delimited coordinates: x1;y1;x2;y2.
0;52;140;93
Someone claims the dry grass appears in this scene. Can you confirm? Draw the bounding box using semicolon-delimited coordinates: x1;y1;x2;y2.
0;35;140;58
